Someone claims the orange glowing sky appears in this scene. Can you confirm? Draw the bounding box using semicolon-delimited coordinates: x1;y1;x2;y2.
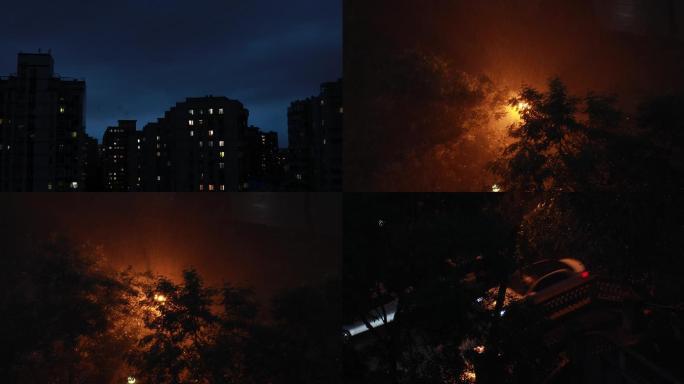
1;193;341;300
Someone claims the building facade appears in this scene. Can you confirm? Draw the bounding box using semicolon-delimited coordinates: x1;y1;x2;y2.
142;97;249;191
287;79;343;191
0;53;86;191
101;120;143;191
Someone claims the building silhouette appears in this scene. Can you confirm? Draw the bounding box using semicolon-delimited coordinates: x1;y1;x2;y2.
101;120;143;191
142;97;249;191
288;79;342;191
0;52;86;191
243;126;280;190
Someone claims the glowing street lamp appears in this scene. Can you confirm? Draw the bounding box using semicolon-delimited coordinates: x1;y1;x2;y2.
127;377;136;384
154;294;167;303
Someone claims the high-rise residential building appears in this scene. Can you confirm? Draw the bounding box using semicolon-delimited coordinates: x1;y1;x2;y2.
142;97;249;191
101;120;143;191
243;126;279;190
82;133;102;191
0;52;86;191
287;79;343;191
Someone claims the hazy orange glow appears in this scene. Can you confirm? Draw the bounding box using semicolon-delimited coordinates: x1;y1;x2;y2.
153;294;167;303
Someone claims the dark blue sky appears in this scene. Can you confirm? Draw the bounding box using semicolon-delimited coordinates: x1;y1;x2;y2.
1;0;341;146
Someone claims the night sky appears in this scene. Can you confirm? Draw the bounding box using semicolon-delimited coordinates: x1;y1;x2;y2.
0;193;341;301
1;0;341;146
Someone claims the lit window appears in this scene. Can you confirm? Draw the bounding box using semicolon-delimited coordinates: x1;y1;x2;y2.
323;138;327;145
47;183;53;190
137;145;141;150
189;109;194;115
339;107;343;113
208;130;214;137
208;184;214;191
220;185;225;191
320;100;325;105
156;136;160;141
70;181;78;189
219;162;225;169
296;174;303;180
157;176;161;181
219;141;224;147
189;120;194;126
137;138;141;143
219;151;225;158
209;108;214;115
156;151;161;157
71;131;78;138
199;141;203;147
199;119;204;125
199;184;204;191
218;108;224;115
190;130;194;137
59;106;65;113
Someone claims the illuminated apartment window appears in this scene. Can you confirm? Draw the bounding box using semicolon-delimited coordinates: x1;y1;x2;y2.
220;185;225;191
189;109;195;115
323;138;327;145
219;162;225;169
71;131;78;138
47;183;53;190
320;100;325;105
339;107;344;113
208;130;214;137
209;108;214;115
199;120;204;125
199;184;204;191
296;174;303;180
157;176;161;181
219;141;224;147
59;106;65;113
156;136;160;141
199;141;203;147
190;130;194;137
156;151;161;157
70;181;78;189
218;108;224;115
208;184;215;191
219;151;225;158
137;138;141;143
137;145;141;150
189;120;195;126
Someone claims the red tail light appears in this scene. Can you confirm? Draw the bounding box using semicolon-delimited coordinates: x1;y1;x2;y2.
581;271;590;279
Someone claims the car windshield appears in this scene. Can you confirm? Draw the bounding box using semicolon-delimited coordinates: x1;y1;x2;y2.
509;260;572;294
531;270;572;293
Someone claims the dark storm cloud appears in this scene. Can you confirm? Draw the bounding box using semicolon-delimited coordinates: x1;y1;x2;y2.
1;0;341;144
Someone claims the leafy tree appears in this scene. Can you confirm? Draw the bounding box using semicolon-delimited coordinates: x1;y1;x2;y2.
0;236;129;384
133;269;218;384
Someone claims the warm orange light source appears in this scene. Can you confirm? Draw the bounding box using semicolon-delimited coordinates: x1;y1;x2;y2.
491;184;502;193
154;294;167;303
581;271;590;279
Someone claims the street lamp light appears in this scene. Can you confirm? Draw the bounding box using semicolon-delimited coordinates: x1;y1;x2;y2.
127;377;136;384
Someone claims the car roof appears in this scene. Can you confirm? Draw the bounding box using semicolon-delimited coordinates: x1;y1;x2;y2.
509;259;575;294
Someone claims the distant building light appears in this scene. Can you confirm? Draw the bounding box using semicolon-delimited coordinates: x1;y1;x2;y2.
59;106;65;113
190;130;194;137
218;108;224;115
339;107;344;114
156;136;160;141
137;138;141;143
209;108;214;115
189;120;195;126
156;151;161;157
71;131;77;138
157;176;161;181
128;376;136;384
220;184;225;191
208;130;214;137
70;181;78;189
208;184;214;191
296;173;303;180
219;151;225;158
219;162;224;169
492;184;502;193
219;140;224;147
47;183;53;190
199;184;204;191
189;109;194;115
499;309;506;317
323;138;327;145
